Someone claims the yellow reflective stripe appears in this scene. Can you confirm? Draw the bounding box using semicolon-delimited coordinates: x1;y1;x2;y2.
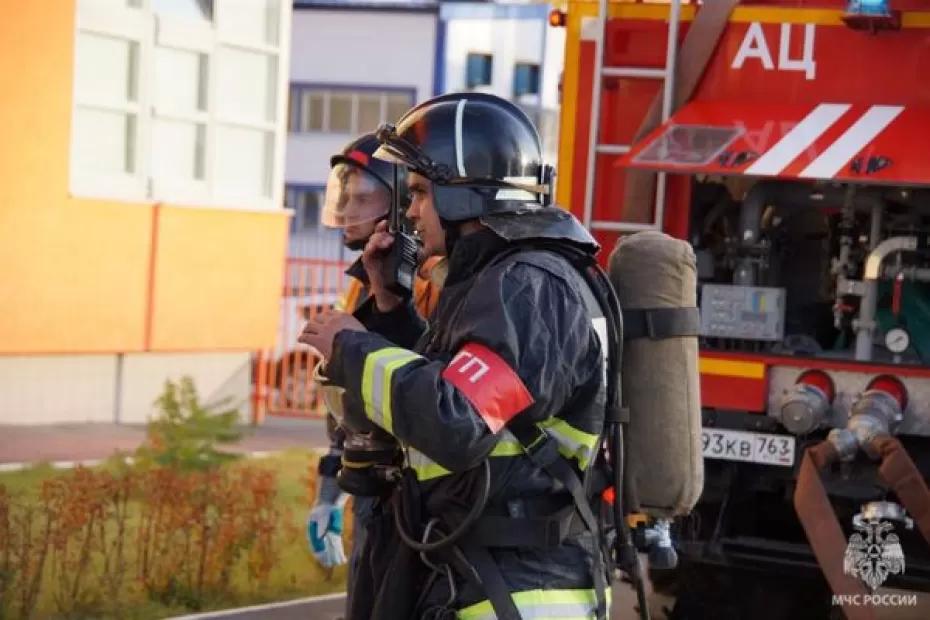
457;587;611;620
489;440;524;457
541;418;600;470
409;432;525;482
381;355;415;433
699;357;765;379
361;347;421;434
408;448;451;482
408;419;599;481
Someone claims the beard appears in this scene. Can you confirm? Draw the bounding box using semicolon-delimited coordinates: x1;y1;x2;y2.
343;237;368;252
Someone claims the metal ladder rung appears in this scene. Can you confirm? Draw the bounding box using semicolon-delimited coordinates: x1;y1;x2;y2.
583;0;682;234
591;221;660;233
595;144;631;155
602;67;666;80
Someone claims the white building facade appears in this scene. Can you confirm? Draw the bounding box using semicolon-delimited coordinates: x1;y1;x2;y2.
285;0;440;259
438;1;565;165
284;0;564;259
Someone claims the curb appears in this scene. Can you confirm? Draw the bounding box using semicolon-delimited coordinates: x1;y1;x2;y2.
166;592;346;619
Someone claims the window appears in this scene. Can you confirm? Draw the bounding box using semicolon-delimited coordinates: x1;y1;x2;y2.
466;53;493;89
284;185;344;259
70;0;289;210
633;125;743;166
513;63;540;97
285;186;325;232
288;86;415;135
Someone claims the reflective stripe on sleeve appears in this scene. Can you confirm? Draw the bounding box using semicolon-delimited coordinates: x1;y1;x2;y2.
408;430;524;482
407;418;600;481
457;587;611;620
540;418;600;470
360;347;422;434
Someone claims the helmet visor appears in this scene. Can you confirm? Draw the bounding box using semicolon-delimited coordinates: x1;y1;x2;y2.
321;163;391;228
373;122;453;183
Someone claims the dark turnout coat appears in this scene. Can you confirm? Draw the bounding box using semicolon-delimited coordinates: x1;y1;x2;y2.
327;228;610;620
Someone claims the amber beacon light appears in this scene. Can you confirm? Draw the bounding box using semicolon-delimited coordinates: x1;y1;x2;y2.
549;9;566;28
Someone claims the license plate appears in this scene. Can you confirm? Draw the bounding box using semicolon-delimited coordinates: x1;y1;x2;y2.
701;428;796;467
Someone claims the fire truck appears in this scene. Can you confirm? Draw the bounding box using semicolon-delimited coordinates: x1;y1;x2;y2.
554;0;930;616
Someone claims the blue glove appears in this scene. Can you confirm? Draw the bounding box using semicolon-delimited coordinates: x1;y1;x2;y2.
307;475;347;568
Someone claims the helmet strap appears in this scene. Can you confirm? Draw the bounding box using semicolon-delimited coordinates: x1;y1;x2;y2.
440;217;462;257
344;237;368;252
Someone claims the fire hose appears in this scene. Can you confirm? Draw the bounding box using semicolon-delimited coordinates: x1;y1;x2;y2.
794;436;930;620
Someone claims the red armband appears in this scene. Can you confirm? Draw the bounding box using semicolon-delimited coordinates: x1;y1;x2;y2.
441;342;534;433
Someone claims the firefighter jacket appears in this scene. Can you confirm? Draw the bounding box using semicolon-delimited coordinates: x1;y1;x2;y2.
323;256;445;451
326;228;609;619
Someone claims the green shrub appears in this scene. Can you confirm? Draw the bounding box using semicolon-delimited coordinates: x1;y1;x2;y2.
137;377;242;472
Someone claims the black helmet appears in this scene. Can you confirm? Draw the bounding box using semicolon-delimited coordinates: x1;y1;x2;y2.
329;133;397;190
322;132;403;229
373;92;554;222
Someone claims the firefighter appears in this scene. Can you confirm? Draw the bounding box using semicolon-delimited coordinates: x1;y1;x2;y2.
299;93;614;620
306;133;444;584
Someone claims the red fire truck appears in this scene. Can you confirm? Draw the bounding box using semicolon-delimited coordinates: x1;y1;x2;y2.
555;0;930;616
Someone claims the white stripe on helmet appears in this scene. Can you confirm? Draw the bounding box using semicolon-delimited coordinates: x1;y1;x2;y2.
455;98;467;177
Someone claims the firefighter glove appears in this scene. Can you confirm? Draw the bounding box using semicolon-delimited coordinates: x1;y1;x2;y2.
307;475;347;568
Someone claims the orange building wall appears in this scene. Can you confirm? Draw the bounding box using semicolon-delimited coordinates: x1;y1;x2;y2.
0;2;289;354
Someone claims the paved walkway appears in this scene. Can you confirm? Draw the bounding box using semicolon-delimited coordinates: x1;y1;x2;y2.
0;416;329;466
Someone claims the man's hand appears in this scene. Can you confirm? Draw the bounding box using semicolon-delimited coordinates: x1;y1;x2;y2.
362;220;404;313
298;308;366;360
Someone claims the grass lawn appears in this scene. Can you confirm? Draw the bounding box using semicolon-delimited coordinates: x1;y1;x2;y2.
0;449;349;619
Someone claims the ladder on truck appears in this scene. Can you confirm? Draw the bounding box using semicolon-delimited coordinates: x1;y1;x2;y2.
582;0;684;234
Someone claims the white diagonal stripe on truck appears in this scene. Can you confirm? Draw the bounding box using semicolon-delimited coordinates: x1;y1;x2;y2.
799;105;904;179
744;103;851;176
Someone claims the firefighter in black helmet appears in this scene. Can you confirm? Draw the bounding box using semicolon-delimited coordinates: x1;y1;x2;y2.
307;132;444;600
306;134;396;577
322;133;398;252
300;93;616;620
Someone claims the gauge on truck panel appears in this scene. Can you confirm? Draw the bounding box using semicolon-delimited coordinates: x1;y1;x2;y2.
885;327;911;354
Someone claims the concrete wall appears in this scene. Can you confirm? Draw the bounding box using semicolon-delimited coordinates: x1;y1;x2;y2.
0;353;250;425
0;356;117;424
120;352;251;424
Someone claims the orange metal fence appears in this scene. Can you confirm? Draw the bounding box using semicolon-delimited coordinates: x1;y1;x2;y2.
252;257;351;423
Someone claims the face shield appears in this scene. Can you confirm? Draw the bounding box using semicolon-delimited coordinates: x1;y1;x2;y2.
321;163;391;229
